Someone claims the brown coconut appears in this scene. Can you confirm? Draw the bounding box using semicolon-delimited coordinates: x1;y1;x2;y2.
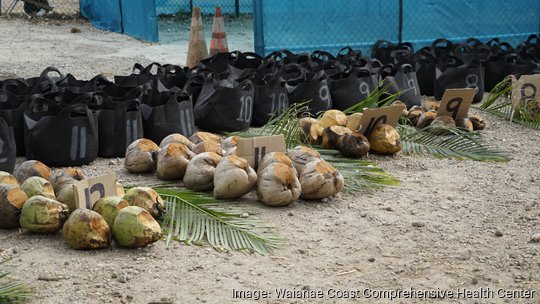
407;106;424;126
319;110;348;128
429;116;456;135
49;168;85;193
213;155;257;199
469;115;486;130
192;141;223;155
183;152;223;191
345;113;363;132
299;159;344;200
13;160;52;184
298;117;324;145
0;171;19;186
257;152;295;176
156;143;194;180
124;139;160;173
455;118;474;132
416;111;438;128
159;133;195;150
321;125;352;149
189;132;222;145
123;187;165;219
286;146;322;174
0;184;28;229
63;209;111;250
257;163;301;207
368;124;402;155
338;132;370;158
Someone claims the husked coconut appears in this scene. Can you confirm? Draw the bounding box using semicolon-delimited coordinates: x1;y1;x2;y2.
429;116;456;135
257;163;301;207
192;141;223;155
21;176;55;199
123;187;165;219
407;106;423;126
422;99;439;112
368;124;402;155
321;126;352;149
19;196;69;234
319;110;348;128
392;100;409;115
116;181;125;196
416;111;438;128
49;168;85;193
189;132;222;145
224;147;237;156
14;160;52;184
156;143;194;180
113;206;162;248
286;146;321;174
299;117;324;145
338;132;370;158
0;171;19;186
63;209;111;250
159;133;195;150
345;113;363;132
299;159;344;200
469;115;485;130
183;152;223;191
92;196;129;228
213;155;257;199
221;136;240;152
455;118;474;132
0;184;28;229
124;139;160;173
257;152;295;176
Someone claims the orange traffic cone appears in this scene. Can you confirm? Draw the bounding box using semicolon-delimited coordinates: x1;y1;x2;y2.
186;6;209;69
209;6;229;56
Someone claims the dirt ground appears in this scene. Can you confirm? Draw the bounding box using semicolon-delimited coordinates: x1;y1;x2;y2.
0;18;539;304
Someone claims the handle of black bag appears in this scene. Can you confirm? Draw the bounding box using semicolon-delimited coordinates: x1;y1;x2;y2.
40;67;64;82
337;47;354;57
163;64;184;75
498;42;515;53
171;90;192;105
439;55;464;67
431;38;453;50
453;43;473;54
415;47;435;61
242;52;263;61
486;38;500;47
526;34;539;44
281;63;306;77
466;37;483;47
397;42;414;52
503;53;519;64
142;62;164;76
60;103;91;120
373;39;395;50
354;67;372;78
311;50;335;62
26;94;52;114
379;64;395;78
369;58;383;70
399;63;415;74
131;63;145;75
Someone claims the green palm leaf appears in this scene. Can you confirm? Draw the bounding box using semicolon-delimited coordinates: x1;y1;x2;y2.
399;125;510;162
0;258;32;303
155;188;284;255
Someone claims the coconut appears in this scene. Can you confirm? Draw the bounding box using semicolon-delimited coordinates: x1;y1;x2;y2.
224;146;237;156
469;115;485;130
455;118;474;132
257;152;295;176
21;176;55;199
286;146;321;174
319;110;348;128
257;163;301;207
192;141;223;155
0;184;28;229
55;185;77;214
92;196;129;228
422;99;440;112
183;152;223;191
338;132;370;158
368;124;402;155
63;209;111;250
19;196;69;234
299;159;344;200
123;187;165;219
392;100;409;115
213;155;257;199
429;116;456;135
0;171;19;186
407;107;423;126
345;113;363;132
112;206;162;248
124;139;160;173
13;160;52;184
159;133;195;150
298;117;324;145
221;136;240;152
321;126;352;149
189;132;222;145
416;111;438;128
49;168;85;193
156;143;194;180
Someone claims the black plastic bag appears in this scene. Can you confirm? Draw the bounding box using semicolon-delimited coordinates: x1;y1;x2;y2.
24;97;98;166
282;64;332;116
0;117;16;173
194;74;254;132
379;63;421;109
391;42;415;68
371;40;396;65
330;68;377;111
246;73;289;127
434;56;484;103
0;89;28;156
485;53;536;92
431;38;454;59
141;90;195;143
336;47;363;66
114;63;164;89
414;46;437;96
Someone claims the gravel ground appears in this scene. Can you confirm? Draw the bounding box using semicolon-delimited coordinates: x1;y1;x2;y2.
0;18;539;304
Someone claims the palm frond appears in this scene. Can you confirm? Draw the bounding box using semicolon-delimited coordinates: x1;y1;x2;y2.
155;188;284;255
343;82;402;114
399;125;510;162
0;258;32;303
315;149;400;193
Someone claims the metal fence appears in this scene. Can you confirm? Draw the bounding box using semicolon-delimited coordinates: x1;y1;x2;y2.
0;0;79;16
155;0;251;16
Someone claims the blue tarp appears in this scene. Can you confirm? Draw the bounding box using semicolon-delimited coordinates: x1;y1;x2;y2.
156;0;252;15
80;0;122;33
253;0;540;55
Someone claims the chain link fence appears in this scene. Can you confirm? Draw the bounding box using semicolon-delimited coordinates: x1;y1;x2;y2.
0;0;79;17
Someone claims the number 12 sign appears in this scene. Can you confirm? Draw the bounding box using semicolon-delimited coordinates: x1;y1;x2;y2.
73;173;118;210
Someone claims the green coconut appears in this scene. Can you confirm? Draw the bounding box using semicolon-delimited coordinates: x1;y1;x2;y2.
123;187;165;219
0;171;19;186
63;209;111;250
0;184;28;229
13;160;52;184
21;176;55;199
55;185;77;214
19;196;69;234
92;196;129;228
49;168;85;193
112;206;162;248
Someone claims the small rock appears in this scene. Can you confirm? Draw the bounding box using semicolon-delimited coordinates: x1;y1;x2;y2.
108;160;116;165
64;261;69;266
298;249;307;255
126;295;133;300
494;230;503;237
471;278;479;285
302;285;311;291
11;246;19;254
240;213;249;218
383;207;394;212
288;211;294;216
111;273;117;279
524;204;533;211
118;274;128;283
531;233;540;243
321;198;330;203
368;257;375;262
360;212;367;218
70;28;81;33
412;221;425;228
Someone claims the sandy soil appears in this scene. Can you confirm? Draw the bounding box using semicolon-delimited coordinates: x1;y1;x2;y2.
0;18;539;304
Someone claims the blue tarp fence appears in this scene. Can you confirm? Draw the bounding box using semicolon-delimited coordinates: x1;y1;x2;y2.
253;0;540;56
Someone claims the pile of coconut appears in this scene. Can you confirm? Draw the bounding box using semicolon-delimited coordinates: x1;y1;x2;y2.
125;132;344;207
402;100;486;131
299;109;402;158
0;162;162;250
